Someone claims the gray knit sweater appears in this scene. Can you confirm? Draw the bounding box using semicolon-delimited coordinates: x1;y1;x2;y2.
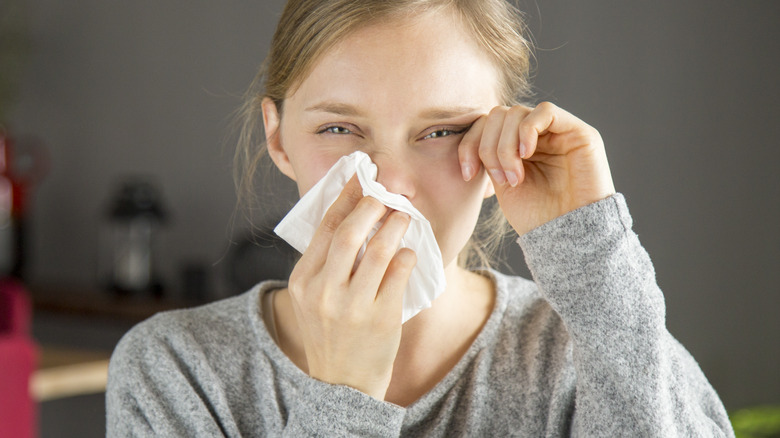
106;194;734;437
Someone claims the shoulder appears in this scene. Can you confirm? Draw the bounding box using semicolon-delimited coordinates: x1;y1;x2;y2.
106;282;287;435
486;270;572;354
109;280;285;379
115;288;252;354
489;269;555;322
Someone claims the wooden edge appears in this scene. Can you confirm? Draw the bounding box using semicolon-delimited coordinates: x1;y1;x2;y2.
31;359;111;402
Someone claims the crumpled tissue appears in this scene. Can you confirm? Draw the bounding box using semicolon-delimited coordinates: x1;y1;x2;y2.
274;151;446;323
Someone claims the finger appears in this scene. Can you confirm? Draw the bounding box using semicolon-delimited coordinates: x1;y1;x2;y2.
518;101;589;156
375;247;417;321
497;105;532;187
478;106;509;186
458;115;487;181
296;175;364;276
351;210;411;299
324;195;388;282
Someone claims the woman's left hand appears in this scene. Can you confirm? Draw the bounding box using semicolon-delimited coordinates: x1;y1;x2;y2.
459;102;616;236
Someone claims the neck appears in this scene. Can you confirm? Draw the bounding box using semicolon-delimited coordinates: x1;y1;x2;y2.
384;262;495;406
399;263;491;338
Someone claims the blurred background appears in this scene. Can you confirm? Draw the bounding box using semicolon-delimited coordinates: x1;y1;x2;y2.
1;0;777;436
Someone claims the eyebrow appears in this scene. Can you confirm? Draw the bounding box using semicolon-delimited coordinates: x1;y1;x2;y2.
305;101;480;120
417;106;481;121
305;101;363;117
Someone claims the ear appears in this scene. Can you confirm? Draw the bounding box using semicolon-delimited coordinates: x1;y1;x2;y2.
262;97;296;181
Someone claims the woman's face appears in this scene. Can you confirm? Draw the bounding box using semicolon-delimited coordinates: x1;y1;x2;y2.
265;10;501;268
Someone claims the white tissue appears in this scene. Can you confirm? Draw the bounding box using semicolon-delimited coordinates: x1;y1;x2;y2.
274;151;446;323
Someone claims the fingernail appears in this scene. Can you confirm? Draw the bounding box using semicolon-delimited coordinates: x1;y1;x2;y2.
489;168;507;185
519;142;527;158
461;163;474;181
505;170;518;187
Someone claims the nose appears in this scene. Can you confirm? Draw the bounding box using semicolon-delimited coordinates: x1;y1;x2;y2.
370;152;416;199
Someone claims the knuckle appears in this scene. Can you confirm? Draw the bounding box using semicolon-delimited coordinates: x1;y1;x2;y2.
477;142;492;162
366;237;397;261
574;125;601;147
345;311;369;327
478;134;496;156
320;210;343;233
517;117;537;136
354;196;386;220
316;299;341;323
587;126;602;141
343;182;364;204
332;226;365;251
359;195;385;212
287;275;307;301
536;101;557;112
507;105;528;118
332;299;366;325
497;139;516;157
488;105;508;118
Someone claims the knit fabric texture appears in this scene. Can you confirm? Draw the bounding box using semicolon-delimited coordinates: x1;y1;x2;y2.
106;194;734;437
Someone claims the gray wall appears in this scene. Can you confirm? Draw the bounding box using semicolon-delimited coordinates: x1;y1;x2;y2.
7;1;779;411
516;1;780;410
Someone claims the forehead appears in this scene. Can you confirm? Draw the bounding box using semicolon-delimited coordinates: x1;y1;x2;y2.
287;10;501;112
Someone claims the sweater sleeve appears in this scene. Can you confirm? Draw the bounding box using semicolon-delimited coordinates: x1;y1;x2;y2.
517;194;734;437
283;379;405;437
106;309;406;437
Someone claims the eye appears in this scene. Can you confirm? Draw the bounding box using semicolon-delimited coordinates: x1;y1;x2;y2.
422;127;467;140
318;125;353;135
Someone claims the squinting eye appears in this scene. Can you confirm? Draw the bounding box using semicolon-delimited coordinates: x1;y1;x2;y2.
319;126;353;135
423;128;465;140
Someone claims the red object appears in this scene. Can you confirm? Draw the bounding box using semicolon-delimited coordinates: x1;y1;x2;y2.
0;128;49;279
0;129;48;217
0;278;38;438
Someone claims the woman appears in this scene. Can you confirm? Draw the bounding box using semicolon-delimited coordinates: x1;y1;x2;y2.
107;0;734;436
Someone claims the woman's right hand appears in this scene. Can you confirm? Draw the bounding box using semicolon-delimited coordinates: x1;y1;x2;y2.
287;175;417;400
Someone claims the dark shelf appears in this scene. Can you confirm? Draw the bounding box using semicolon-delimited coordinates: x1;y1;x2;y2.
30;285;207;322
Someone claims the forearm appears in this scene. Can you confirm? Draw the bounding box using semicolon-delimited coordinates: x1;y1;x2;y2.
519;194;733;437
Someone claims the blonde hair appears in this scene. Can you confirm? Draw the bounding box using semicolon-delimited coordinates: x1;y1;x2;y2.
235;0;534;269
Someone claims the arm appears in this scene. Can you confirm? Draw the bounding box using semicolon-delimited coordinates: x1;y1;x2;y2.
519;194;733;436
459;102;733;436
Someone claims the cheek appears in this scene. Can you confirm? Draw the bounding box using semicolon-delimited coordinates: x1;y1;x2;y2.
413;144;464;189
413;157;488;265
422;153;483;206
289;152;341;196
279;120;356;195
428;194;484;267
